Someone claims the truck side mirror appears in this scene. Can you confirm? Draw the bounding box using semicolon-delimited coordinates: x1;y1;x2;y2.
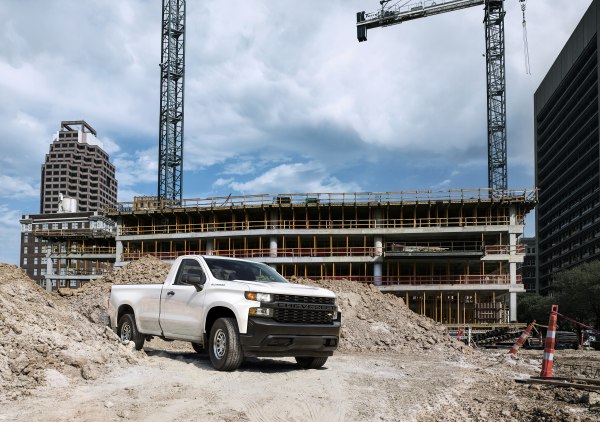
183;273;206;292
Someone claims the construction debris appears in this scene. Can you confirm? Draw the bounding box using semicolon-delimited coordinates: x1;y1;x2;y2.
291;277;469;354
0;264;139;401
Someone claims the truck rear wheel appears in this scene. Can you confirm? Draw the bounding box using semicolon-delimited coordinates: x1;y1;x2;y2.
209;318;243;371
117;313;145;350
295;356;328;369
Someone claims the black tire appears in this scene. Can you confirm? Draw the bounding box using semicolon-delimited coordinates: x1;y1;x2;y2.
191;342;206;354
117;313;145;350
209;318;243;371
295;356;328;369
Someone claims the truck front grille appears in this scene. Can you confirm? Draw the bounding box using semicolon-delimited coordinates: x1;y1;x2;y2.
273;294;335;305
272;295;336;325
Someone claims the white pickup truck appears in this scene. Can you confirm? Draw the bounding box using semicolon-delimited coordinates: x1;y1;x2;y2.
108;255;341;371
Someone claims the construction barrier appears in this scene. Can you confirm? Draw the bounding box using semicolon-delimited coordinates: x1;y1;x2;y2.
508;320;535;355
540;304;558;378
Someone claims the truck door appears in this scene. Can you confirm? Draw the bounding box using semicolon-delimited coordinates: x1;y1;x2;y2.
159;258;207;341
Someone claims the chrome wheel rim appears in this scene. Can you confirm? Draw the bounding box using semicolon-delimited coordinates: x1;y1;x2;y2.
213;329;226;359
121;323;131;343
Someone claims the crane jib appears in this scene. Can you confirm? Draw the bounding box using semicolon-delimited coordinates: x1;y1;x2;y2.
356;0;508;192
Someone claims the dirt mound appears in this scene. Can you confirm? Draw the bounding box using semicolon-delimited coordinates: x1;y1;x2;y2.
0;264;139;401
291;277;469;354
62;256;172;325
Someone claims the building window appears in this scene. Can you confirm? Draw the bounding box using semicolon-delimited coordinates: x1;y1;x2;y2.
33;257;38;265
41;268;46;276
70;280;77;288
34;246;39;254
33;269;38;276
52;223;59;230
24;234;28;243
23;258;27;265
72;222;78;229
23;246;28;254
60;280;66;287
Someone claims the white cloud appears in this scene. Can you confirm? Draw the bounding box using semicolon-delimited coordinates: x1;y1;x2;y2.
0;176;38;199
0;205;22;265
113;148;157;188
431;179;452;190
226;162;362;194
213;178;234;188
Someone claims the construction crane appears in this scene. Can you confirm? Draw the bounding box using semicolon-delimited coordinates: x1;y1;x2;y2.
158;0;186;202
357;0;512;192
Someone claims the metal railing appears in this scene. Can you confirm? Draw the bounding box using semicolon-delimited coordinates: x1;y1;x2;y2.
484;244;526;254
107;188;537;214
122;247;378;261
118;216;514;236
322;274;521;286
32;228;116;238
385;241;483;253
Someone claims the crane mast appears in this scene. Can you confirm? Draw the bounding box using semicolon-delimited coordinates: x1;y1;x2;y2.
357;0;508;192
158;0;186;202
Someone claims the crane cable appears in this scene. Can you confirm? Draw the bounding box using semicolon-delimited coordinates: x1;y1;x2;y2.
520;0;531;75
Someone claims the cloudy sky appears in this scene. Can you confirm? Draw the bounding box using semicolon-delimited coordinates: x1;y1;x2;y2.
0;0;593;265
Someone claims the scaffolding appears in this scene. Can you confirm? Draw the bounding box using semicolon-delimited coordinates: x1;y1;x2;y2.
108;188;536;324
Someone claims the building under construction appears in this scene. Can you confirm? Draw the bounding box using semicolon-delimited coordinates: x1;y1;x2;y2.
107;188;536;325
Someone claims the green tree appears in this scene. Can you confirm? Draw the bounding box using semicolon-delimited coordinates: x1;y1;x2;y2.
553;260;600;329
517;293;553;324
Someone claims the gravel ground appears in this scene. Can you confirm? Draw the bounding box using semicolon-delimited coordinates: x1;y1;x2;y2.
1;258;600;421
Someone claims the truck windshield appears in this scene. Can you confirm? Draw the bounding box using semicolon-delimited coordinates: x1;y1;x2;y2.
204;258;288;283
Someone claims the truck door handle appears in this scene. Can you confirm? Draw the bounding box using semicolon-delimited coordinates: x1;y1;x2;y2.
167;291;175;296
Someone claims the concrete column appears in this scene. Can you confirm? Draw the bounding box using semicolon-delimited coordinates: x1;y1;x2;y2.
115;240;123;264
270;209;278;257
374;236;383;256
206;239;214;255
509;292;517;322
508;204;518;322
373;263;382;286
373;208;383;285
45;252;53;293
270;237;278;258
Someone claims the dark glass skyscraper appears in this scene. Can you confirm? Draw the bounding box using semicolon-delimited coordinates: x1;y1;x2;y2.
535;0;600;293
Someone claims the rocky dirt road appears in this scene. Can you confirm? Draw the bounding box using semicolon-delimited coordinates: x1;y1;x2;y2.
1;343;599;422
1;259;600;421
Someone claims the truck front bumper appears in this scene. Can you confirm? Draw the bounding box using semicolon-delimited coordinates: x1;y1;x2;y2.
239;317;341;358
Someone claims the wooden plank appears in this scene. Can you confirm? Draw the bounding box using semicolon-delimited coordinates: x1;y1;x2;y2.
517;378;600;391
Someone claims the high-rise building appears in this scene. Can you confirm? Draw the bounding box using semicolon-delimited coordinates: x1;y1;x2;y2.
520;237;536;293
20;120;119;289
40;121;117;214
534;0;600;293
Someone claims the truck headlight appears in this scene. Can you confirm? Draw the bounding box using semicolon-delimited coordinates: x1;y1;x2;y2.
245;292;272;302
249;307;273;317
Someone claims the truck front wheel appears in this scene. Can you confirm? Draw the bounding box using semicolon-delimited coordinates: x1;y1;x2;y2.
209;318;243;371
117;313;145;350
295;356;328;369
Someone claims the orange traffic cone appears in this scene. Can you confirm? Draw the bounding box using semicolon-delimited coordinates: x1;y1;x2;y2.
540;304;558;378
508;320;535;354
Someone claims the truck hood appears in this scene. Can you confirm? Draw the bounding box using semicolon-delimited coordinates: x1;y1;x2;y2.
240;281;335;299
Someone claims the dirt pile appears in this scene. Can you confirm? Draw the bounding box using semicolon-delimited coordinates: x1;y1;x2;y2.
62;256;172;325
0;264;139;401
291;277;469;354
